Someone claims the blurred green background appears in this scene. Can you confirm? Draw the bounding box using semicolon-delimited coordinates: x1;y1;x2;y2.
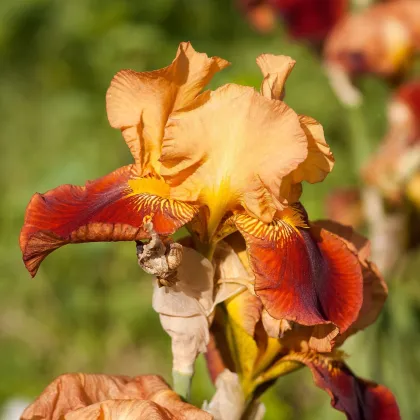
1;0;419;419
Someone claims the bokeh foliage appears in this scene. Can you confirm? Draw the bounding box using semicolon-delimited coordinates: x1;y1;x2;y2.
1;0;419;419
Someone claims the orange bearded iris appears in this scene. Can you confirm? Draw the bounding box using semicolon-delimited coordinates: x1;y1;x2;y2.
20;43;350;333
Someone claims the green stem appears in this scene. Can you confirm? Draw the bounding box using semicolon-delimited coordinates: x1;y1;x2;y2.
172;370;193;401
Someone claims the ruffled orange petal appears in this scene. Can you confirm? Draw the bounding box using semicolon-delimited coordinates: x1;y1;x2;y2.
292;115;334;183
283;353;401;420
234;207;363;332
64;399;172;419
21;374;167;419
160;83;308;232
20;166;197;277
256;54;296;100
21;373;211;420
106;42;230;174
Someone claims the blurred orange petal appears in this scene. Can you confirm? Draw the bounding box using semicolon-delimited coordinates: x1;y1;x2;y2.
325;187;363;229
160;83;308;232
106;42;230;174
234;208;363;332
22;373;211;420
283;353;401;420
21;374;166;419
325;1;420;78
20;166;197;276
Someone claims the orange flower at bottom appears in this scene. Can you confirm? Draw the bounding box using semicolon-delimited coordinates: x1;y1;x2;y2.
21;373;211;420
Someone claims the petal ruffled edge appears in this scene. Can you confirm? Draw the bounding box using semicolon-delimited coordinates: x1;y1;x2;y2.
106;42;230;174
20;165;198;277
21;373;211;420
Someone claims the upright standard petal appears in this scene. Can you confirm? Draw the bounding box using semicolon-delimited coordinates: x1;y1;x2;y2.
256;54;296;100
234;207;363;332
282;353;401;420
160;84;308;232
106;42;230;174
20;166;197;276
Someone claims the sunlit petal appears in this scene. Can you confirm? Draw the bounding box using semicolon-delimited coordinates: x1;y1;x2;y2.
20;166;197;276
256;54;296;100
160;83;308;231
106;42;230;174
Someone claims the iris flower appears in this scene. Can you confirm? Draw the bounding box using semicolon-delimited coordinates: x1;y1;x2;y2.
21;374;211;420
364;80;420;203
20;43;375;338
325;0;420;105
206;224;400;419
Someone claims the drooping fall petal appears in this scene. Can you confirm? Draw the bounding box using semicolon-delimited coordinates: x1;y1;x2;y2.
20;165;197;276
282;353;401;420
234;208;363;332
160;83;308;229
313;221;388;345
106;42;230;174
22;373;211;420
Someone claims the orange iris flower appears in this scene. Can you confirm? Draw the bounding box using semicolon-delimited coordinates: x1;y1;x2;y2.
19;43;376;337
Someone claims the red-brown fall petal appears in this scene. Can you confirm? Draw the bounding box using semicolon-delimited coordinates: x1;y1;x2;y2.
20;165;197;277
234;209;363;332
282;353;401;420
313;220;388;345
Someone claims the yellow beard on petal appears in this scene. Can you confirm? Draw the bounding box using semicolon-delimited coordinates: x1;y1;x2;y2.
128;177;171;198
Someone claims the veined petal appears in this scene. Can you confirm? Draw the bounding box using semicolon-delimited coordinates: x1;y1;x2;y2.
292;115;334;184
64;400;172;420
106;42;230;174
160;84;308;230
21;373;168;419
234;207;363;332
256;54;296;100
282;353;401;420
21;373;211;420
20;166;197;277
313;221;388;345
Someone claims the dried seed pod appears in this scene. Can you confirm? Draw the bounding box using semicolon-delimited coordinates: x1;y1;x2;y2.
136;221;183;287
